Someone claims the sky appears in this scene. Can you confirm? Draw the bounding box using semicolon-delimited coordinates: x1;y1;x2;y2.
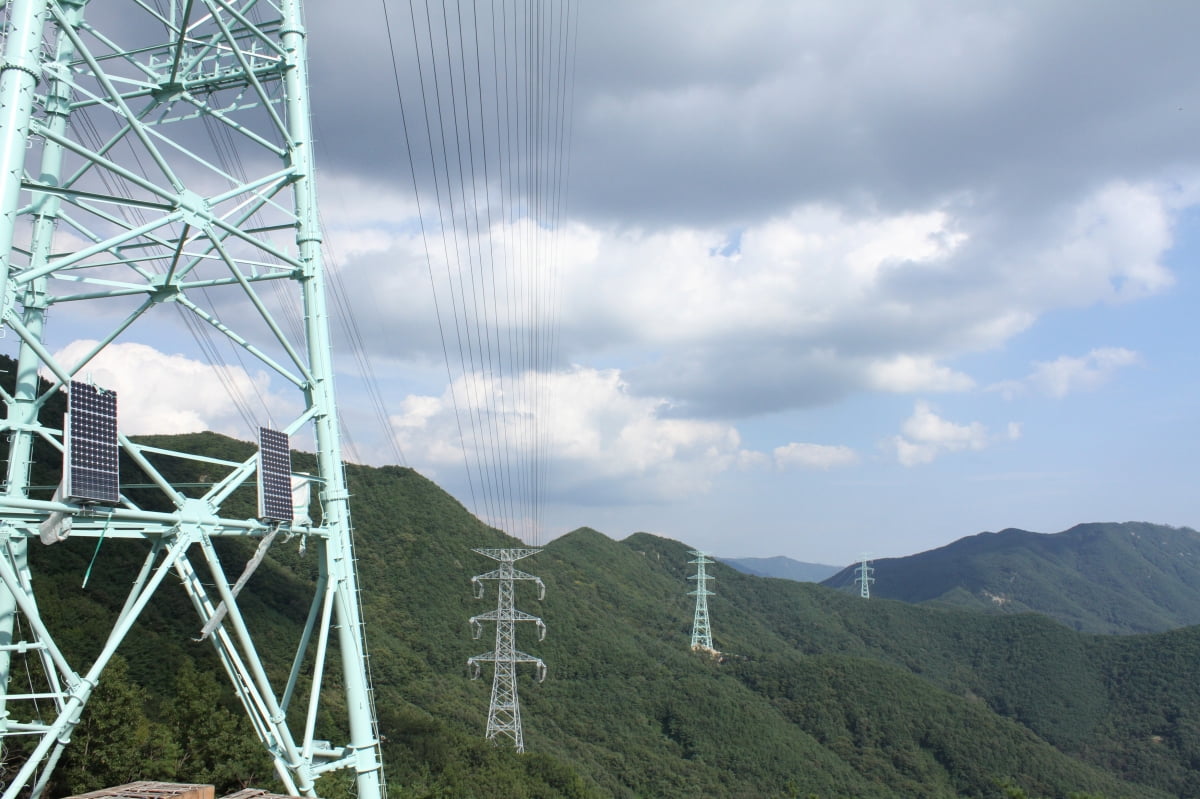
26;1;1200;566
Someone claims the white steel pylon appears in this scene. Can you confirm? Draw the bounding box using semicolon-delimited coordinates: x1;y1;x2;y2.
856;556;875;599
468;548;546;753
688;550;716;651
0;2;383;798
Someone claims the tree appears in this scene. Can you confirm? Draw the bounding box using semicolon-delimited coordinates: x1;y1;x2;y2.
57;655;178;794
161;659;272;792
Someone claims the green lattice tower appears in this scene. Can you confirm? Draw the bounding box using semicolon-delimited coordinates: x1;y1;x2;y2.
688;550;715;651
468;548;546;752
0;2;383;797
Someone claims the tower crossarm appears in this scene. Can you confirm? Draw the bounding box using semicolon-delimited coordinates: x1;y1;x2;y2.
471;567;544;583
471;569;546;600
473;547;541;561
469;609;546;624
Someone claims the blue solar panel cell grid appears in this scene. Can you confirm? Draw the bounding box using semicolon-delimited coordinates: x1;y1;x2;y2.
66;381;119;503
258;427;294;522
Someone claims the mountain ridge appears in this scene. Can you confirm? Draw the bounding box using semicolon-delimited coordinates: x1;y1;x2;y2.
822;521;1200;634
7;419;1200;796
720;554;840;582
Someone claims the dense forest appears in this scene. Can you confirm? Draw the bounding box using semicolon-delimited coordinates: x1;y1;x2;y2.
822;522;1200;634
3;363;1200;797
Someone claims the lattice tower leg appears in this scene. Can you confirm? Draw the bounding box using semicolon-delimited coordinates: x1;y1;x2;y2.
0;2;384;796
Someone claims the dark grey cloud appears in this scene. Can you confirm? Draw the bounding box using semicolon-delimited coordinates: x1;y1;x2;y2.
304;1;1200;230
301;0;1200;428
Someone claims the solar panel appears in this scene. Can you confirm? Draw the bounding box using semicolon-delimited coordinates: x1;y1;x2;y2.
64;381;120;504
257;427;293;522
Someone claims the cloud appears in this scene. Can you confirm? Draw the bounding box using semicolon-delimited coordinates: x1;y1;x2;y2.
389;365;759;504
1028;347;1141;398
324;171;1186;424
865;354;975;393
308;1;1200;231
993;347;1141;399
773;442;859;470
48;341;295;438
889;400;1016;466
303;0;1198;425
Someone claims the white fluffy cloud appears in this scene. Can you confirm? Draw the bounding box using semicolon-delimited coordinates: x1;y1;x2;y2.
323;171;1186;425
889;400;1018;467
773;442;859;470
390;365;757;502
49;340;293;438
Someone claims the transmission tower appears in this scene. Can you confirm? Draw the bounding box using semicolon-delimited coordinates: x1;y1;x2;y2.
0;3;382;798
467;548;546;753
688;550;716;651
856;556;875;599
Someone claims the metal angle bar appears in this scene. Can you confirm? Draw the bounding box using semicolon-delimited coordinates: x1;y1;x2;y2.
165;0;201;84
12;202;184;285
48;270;295;302
0;522;176;540
47;4;185;192
207;230;312;379
172;549;303;797
18;180;173;212
175;295;308;389
300;571;335;761
199;528;278;638
49;109;154;205
281;567;328;713
195;531;313;793
1;309;74;387
163;174;301;284
0;495;266;533
0;532;188;799
34;295;156;401
110;538;165;632
120;166;296;287
470;609;543;623
204;0;289;59
39;203;176;286
27;166;293;281
204;0;290;140
194;451;258;508
205;200;307;272
175;88;288;156
473;547;541;560
41;167;278;289
0;541;75;688
472;566;542;582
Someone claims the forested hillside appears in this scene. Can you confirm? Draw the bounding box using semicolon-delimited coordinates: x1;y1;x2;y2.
822;522;1200;634
721;555;840;582
9;423;1200;796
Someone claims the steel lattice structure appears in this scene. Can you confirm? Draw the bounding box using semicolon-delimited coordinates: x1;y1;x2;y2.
0;2;383;797
688;550;715;651
856;557;875;599
467;547;545;753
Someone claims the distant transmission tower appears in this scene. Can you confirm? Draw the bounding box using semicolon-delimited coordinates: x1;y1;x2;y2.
468;548;546;753
856;556;875;599
688;550;716;651
0;3;382;797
